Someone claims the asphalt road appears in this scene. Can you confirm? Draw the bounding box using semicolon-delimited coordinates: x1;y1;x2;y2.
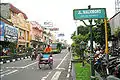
0;49;72;80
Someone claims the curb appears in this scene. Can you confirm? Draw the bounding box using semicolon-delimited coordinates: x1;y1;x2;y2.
0;56;31;64
71;52;76;80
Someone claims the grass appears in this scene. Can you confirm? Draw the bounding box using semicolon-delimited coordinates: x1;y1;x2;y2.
75;62;90;80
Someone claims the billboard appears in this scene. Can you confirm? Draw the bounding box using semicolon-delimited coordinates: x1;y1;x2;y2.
0;21;5;41
4;24;18;42
44;21;53;27
49;27;59;31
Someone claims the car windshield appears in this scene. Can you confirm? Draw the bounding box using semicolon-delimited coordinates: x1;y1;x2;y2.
50;44;57;49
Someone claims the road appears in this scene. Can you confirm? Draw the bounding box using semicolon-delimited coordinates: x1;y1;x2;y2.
0;49;72;80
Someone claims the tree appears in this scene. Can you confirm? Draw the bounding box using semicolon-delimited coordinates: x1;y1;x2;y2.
93;19;111;46
77;25;89;35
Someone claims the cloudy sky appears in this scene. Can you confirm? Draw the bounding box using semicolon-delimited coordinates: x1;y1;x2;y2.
1;0;115;44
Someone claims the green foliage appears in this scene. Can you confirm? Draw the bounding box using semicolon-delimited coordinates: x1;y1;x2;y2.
93;19;111;46
8;42;17;53
77;25;89;35
71;31;76;39
114;27;120;38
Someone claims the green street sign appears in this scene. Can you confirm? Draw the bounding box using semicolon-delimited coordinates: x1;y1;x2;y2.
73;8;106;20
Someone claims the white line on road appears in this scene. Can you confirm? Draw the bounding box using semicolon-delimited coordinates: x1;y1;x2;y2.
6;61;38;69
0;70;10;74
56;52;69;69
67;73;70;78
1;70;18;78
51;71;61;80
41;71;52;80
22;61;38;68
57;68;65;70
6;67;24;69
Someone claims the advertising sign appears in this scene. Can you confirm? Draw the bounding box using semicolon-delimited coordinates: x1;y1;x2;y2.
73;8;106;20
4;24;18;42
58;33;65;37
49;28;59;31
44;21;53;27
0;21;5;41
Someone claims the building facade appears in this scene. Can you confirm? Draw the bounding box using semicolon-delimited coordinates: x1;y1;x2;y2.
30;21;43;48
110;12;120;35
1;3;30;48
110;12;120;48
0;17;18;48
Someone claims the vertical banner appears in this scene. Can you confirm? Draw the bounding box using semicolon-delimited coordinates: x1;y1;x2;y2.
0;21;5;41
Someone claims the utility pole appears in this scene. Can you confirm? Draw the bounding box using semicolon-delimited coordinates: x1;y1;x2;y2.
88;5;95;80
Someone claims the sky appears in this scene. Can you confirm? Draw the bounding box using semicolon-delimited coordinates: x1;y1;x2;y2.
1;0;115;44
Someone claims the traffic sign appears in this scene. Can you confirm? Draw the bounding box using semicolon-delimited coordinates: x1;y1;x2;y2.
73;8;106;20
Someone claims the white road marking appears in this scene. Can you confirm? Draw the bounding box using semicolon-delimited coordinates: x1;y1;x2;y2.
67;73;70;78
41;78;46;80
51;71;61;80
6;67;24;69
68;69;71;72
22;61;38;68
57;68;65;70
56;52;69;69
41;71;52;80
1;70;18;78
6;61;38;69
0;70;10;74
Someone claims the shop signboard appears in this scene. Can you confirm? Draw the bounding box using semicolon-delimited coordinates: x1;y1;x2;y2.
0;21;5;41
4;24;18;42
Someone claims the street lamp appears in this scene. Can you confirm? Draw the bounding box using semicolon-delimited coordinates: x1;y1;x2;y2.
80;41;86;67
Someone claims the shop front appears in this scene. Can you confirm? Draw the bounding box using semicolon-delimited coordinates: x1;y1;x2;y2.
0;21;18;55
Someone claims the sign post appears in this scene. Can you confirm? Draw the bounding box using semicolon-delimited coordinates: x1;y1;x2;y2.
73;6;107;80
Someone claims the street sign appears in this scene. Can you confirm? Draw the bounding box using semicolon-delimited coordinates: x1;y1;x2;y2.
73;8;106;20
